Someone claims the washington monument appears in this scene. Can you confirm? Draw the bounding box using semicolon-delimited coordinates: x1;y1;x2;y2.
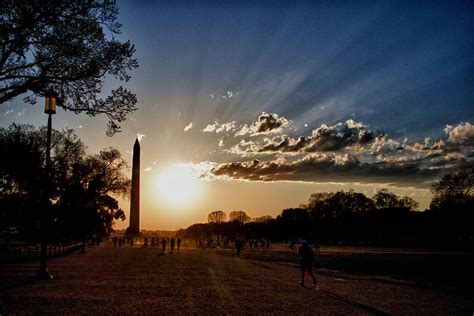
126;138;140;236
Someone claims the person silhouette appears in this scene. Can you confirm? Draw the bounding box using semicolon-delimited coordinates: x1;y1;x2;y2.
177;238;182;253
170;237;175;254
298;240;317;287
161;238;167;254
235;238;243;257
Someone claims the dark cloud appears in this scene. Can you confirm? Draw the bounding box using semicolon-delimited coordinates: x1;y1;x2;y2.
208;153;448;186
259;135;310;153
304;119;374;152
235;112;289;136
255;112;289;133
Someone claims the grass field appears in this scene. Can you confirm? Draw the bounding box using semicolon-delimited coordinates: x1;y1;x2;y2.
1;243;473;314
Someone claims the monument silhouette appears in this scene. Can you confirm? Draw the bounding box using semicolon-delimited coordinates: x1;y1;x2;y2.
126;138;140;236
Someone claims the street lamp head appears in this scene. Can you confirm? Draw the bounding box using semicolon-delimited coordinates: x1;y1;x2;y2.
44;90;58;114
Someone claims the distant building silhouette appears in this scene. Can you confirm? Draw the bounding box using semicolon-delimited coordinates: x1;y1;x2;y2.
126;138;140;236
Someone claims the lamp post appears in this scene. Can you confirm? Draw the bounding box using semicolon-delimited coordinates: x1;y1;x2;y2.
38;90;57;279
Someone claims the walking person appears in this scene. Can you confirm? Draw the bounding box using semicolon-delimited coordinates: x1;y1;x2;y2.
161;237;167;254
298;240;317;287
235;238;243;257
170;237;175;254
177;238;182;253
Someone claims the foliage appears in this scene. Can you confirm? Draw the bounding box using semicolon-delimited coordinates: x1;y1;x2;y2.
373;189;418;210
428;167;473;245
430;167;473;210
306;190;376;221
0;124;128;242
276;208;310;240
0;1;138;135
58;147;129;239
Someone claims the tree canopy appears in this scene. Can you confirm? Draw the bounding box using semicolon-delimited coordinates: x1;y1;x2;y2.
0;124;129;241
1;1;138;135
430;167;473;209
373;189;419;210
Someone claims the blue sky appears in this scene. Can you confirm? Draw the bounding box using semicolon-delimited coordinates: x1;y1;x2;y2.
119;1;473;137
2;1;473;228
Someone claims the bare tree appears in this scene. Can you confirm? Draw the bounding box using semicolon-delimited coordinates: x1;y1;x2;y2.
207;210;226;223
229;211;250;225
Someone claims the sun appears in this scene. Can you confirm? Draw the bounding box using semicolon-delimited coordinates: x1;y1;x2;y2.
156;165;201;206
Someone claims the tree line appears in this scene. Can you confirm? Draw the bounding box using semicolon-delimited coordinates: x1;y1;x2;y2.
179;168;473;250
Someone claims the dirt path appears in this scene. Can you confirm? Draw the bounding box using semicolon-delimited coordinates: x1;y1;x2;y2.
1;246;472;315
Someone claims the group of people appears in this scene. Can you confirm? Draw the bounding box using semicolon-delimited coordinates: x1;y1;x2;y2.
248;238;271;251
112;236;134;247
143;236;182;254
111;236;182;254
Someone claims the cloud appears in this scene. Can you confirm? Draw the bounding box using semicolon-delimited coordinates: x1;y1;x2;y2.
201;112;289;138
444;122;474;145
144;166;152;172
224;140;264;156
202;121;236;133
4;109;14;116
206;152;442;186
218;139;225;147
137;133;146;141
203;119;473;187
78;125;83;129
232;119;373;154
235;112;290;137
303;119;374;152
221;91;237;99
184;122;193;132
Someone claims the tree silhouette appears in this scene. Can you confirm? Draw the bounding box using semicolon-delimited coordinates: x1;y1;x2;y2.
60;148;129;249
207;210;226;223
1;1;138;135
277;208;310;240
229;211;250;224
373;189;418;210
0;124;128;243
430;167;473;210
429;167;473;246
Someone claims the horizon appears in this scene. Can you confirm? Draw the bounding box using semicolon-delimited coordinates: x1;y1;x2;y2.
1;2;473;230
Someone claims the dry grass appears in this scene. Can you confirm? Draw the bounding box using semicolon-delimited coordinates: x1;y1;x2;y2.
1;244;473;315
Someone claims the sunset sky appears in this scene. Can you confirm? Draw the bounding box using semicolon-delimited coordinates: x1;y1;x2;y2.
1;2;473;230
